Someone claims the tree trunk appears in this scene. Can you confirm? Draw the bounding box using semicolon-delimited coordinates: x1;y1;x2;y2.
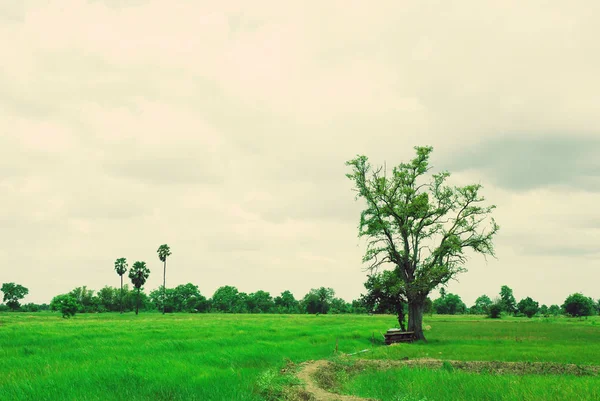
408;301;426;341
120;275;123;314
163;260;166;315
396;305;407;331
136;288;140;316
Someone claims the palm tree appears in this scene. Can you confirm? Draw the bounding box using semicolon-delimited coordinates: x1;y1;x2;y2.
114;258;128;314
157;244;172;315
128;261;150;315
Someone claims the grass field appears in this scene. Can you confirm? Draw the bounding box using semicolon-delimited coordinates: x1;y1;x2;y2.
0;313;598;400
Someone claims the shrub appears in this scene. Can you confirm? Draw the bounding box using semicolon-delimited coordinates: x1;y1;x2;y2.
517;297;539;318
488;303;502;319
50;294;80;318
562;293;595;317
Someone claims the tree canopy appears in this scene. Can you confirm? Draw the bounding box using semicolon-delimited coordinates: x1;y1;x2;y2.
562;293;596;317
346;146;499;340
1;283;29;311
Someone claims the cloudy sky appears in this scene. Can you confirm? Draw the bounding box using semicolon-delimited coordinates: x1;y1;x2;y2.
2;0;599;307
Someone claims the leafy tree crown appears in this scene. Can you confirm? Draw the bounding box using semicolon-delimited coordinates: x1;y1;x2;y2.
157;244;172;262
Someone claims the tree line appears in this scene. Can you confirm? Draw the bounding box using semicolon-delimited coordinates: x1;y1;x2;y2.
0;283;366;317
2;280;598;320
427;285;599;319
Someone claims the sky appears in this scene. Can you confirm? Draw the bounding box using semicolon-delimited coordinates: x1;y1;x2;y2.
1;0;599;307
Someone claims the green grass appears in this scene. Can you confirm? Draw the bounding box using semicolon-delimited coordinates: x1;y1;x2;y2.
339;367;600;401
0;313;598;400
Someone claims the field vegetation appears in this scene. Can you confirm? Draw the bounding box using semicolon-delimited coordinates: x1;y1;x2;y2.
1;313;599;400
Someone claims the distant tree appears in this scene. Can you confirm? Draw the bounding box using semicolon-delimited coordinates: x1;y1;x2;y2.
596;299;600;315
114;258;128;314
69;286;98;313
330;298;352;314
1;283;29;311
423;297;433;315
517;297;539;318
129;261;150;315
487;299;503;319
157;244;172;315
50;294;80;318
346;147;499;341
247;290;275;313
548;304;561;316
235;292;250;313
97;286;118;312
439;287;447;299
302;287;335;314
433;293;467;315
472;295;493;315
161;284;209;313
172;283;208;313
499;285;517;315
350;299;368;314
562;293;595;317
361;271;406;330
211;286;240;313
274;291;300;314
539;304;549;317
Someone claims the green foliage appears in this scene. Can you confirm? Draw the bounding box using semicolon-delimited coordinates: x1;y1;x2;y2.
487;302;502;319
156;244;172;263
548;304;561;316
346;146;499;339
150;284;210;313
302;287;335;314
562;293;596;317
129;261;150;315
499;285;517;315
68;286;99;313
114;258;128;277
471;295;493;315
539;304;549;317
211;285;241;313
361;271;405;312
273;290;300;314
50;294;80;318
1;283;29;311
433;293;467;315
517;297;539;318
245;290;274;313
129;261;150;290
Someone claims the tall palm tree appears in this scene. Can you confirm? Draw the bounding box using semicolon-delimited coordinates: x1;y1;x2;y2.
157;244;172;315
114;258;128;314
128;261;150;316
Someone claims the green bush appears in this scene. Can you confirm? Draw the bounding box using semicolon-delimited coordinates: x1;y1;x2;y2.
50;294;80;318
488;303;502;319
562;293;595;317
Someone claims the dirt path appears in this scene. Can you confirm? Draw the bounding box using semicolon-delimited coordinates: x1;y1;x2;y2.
294;358;600;401
295;360;373;401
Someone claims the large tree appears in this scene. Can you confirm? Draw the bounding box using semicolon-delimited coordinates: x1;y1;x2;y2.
1;282;29;311
114;258;128;314
157;244;172;315
346;146;498;341
128;261;150;315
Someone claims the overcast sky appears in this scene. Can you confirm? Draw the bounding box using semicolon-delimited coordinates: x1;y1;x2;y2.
2;1;599;307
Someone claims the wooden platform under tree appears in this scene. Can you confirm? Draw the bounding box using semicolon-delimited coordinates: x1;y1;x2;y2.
384;329;415;344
